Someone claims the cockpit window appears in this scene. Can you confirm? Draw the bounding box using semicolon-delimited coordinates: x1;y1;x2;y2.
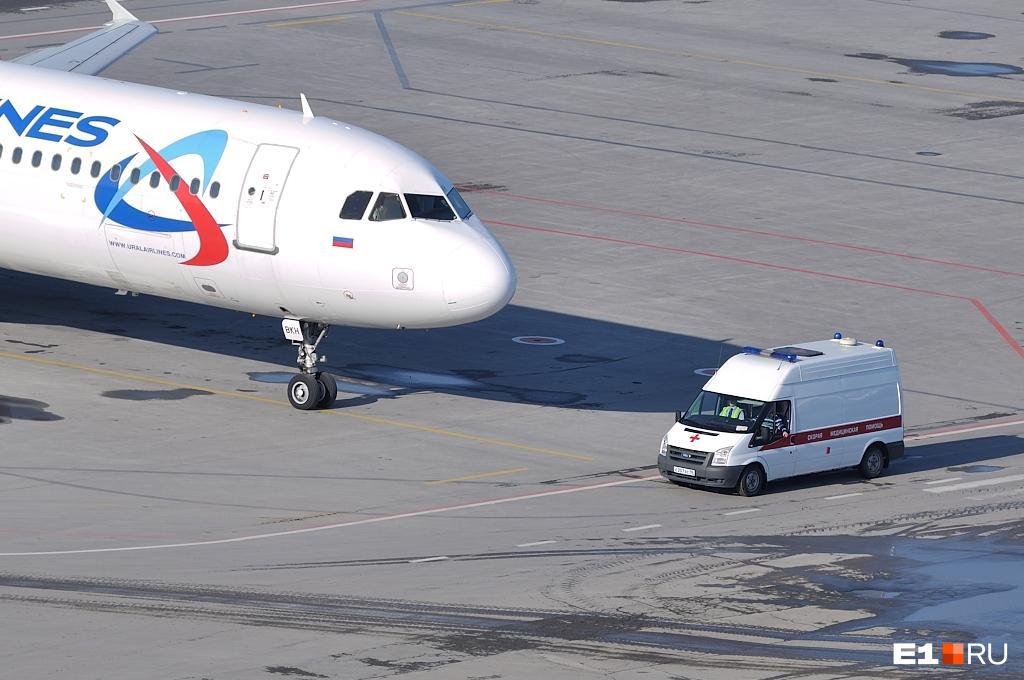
340;190;373;220
404;194;456;221
446;187;473;220
369;192;406;222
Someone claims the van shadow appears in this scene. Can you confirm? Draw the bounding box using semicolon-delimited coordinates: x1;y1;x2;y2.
759;434;1023;496
0;269;731;413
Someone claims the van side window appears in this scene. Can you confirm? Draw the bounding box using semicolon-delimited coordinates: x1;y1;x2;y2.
340;190;372;220
368;192;405;222
752;401;791;447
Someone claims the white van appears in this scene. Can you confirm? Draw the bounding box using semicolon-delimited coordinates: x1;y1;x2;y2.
658;335;904;496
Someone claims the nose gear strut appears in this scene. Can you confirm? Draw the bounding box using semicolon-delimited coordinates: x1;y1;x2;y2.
283;319;338;410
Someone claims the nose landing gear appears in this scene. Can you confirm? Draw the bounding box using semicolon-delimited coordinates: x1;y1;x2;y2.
283;319;338;410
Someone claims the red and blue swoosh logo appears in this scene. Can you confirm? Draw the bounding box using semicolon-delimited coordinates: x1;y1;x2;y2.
95;130;229;266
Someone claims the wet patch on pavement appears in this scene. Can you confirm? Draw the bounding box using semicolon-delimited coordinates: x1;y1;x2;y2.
938;31;994;40
847;52;1024;76
940;100;1024;120
0;396;63;424
101;388;213;401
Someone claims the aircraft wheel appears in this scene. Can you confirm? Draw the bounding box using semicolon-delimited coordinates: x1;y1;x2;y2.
288;374;321;411
316;372;338;409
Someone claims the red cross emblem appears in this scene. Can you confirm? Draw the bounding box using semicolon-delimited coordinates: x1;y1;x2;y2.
689;434;700;442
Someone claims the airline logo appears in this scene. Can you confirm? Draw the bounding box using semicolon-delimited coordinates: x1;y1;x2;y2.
0;99;120;147
95;130;229;266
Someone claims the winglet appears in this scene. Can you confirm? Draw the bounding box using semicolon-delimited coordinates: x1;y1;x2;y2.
300;93;314;123
105;0;139;25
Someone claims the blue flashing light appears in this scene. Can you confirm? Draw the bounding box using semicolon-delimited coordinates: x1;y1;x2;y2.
770;351;798;363
876;339;885;347
833;332;843;340
742;346;763;355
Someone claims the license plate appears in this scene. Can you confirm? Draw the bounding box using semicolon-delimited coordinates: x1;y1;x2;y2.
673;466;696;477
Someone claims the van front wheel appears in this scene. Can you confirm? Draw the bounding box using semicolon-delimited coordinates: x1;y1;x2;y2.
737;465;766;497
859;445;885;479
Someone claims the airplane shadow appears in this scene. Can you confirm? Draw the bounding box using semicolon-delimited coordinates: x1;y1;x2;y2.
0;269;732;413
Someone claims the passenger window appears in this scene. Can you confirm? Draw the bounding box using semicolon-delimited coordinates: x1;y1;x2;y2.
51;154;62;171
90;161;101;178
339;190;372;220
189;178;201;195
446;187;473;220
405;194;456;221
0;144;3;160
109;164;122;181
130;168;141;185
209;181;220;198
149;171;160;188
12;147;22;165
31;150;42;168
169;175;181;192
368;192;406;222
70;158;81;175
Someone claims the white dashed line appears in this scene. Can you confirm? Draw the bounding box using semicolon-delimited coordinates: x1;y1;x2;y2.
923;474;1024;494
923;477;963;485
409;556;448;563
823;492;864;500
723;508;761;516
516;540;556;548
21;6;51;11
622;524;661;532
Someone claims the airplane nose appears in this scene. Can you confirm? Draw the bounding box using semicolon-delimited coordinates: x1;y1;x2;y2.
442;237;516;322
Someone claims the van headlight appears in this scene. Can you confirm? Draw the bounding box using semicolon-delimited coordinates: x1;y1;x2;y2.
711;447;731;466
659;436;668;456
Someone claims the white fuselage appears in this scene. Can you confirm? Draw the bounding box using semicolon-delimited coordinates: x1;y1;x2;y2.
0;61;515;328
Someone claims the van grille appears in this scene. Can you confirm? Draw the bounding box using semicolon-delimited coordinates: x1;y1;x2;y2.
667;446;708;465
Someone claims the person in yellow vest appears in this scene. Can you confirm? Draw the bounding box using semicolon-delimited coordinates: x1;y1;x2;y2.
719;398;744;419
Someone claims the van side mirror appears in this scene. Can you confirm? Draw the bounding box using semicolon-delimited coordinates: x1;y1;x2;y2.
674;411;682;423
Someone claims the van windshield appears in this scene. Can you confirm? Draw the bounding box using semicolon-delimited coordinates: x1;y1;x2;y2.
681;390;767;433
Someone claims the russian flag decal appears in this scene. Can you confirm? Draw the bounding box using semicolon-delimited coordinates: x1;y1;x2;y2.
332;236;354;249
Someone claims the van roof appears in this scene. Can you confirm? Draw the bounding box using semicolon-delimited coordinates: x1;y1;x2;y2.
702;338;897;401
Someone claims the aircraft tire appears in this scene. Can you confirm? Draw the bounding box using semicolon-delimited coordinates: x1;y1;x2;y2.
316;372;338;409
288;374;321;411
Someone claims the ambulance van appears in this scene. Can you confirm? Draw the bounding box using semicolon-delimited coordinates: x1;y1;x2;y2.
658;334;903;497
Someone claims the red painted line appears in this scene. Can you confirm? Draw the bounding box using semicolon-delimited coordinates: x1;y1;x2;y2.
485;191;1024;278
970;298;1024;360
490;219;966;299
0;0;370;40
490;218;1024;360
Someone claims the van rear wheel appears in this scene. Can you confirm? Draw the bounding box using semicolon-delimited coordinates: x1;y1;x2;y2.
859;445;885;479
737;465;766;497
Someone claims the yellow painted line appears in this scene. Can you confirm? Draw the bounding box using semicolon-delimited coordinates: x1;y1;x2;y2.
451;0;511;7
426;466;529;485
0;350;592;462
397;11;1024;104
268;14;347;28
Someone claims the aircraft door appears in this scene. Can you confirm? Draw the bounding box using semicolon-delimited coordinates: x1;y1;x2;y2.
234;144;299;254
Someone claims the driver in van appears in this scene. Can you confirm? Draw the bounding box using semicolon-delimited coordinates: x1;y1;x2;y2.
763;402;790;439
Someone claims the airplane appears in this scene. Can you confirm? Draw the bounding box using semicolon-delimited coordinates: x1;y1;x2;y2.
0;1;517;410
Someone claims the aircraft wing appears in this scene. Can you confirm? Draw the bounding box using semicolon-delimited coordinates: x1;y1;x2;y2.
13;0;156;76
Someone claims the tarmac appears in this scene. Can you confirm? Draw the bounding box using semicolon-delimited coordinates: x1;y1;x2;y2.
0;0;1023;677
